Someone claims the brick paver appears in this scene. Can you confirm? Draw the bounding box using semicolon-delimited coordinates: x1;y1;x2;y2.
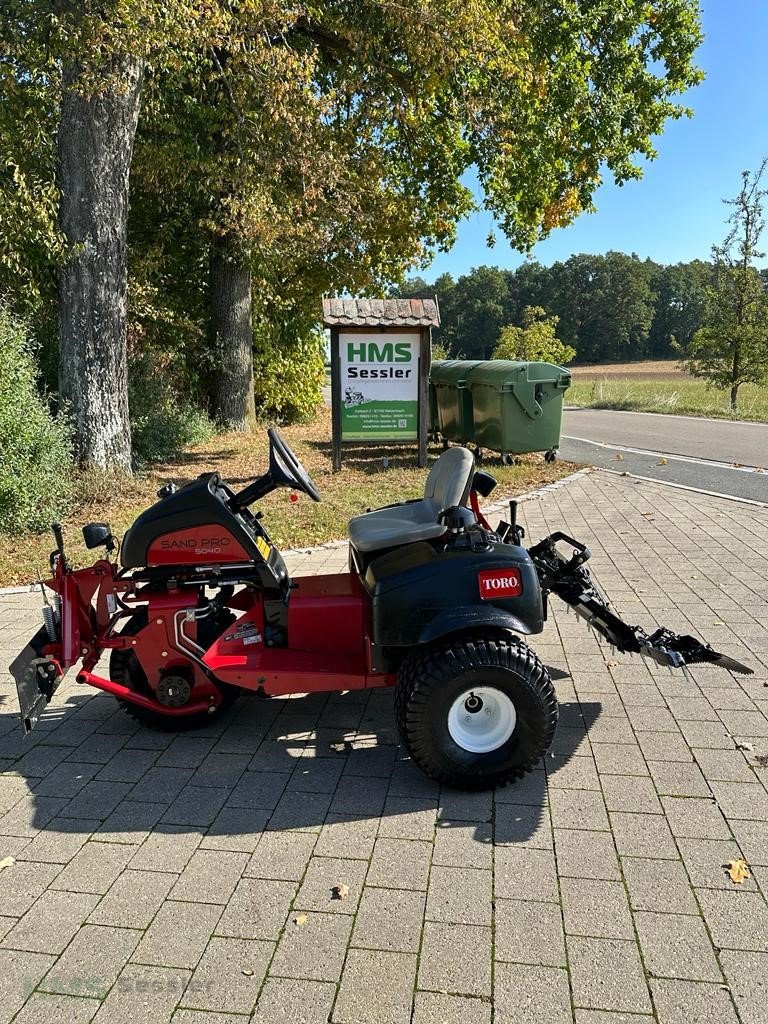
2;470;768;1022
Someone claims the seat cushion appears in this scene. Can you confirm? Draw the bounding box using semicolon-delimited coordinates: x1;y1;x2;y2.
348;498;446;553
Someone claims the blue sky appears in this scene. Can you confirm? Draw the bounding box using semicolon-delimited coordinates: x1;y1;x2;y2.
426;0;768;279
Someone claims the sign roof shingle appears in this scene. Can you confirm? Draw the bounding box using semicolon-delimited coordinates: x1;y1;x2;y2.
322;297;440;327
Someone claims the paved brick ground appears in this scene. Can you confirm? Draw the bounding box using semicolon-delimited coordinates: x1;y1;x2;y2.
1;469;768;1024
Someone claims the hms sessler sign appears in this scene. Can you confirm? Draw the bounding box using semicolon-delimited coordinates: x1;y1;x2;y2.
340;332;419;440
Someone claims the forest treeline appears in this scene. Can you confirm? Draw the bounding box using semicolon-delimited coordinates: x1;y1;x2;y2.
394;254;768;364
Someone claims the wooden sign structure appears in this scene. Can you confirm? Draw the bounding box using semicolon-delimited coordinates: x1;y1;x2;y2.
322;298;440;472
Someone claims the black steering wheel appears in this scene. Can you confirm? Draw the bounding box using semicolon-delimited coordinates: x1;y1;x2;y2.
233;427;321;507
267;427;322;502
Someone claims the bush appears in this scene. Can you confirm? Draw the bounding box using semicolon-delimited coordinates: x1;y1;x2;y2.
0;304;74;534
494;306;576;366
252;324;325;424
129;351;215;464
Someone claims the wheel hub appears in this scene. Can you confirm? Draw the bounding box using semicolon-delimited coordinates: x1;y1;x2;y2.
447;685;517;754
156;675;192;708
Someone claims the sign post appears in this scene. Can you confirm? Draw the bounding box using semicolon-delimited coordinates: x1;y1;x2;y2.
323;299;439;471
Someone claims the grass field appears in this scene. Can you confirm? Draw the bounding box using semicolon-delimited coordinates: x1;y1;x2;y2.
0;406;575;587
567;360;768;422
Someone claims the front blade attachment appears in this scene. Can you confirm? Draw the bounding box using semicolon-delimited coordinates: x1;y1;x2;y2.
528;533;753;677
10;626;64;733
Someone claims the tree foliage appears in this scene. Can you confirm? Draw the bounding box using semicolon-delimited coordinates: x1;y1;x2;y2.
252;320;326;425
647;259;710;356
1;1;704;462
685;162;768;410
494;307;576;366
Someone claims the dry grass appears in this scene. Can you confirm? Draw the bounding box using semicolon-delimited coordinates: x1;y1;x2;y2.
569;359;689;381
0;407;576;587
567;361;768;423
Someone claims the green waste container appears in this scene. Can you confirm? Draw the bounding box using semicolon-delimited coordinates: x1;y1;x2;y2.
467;360;571;461
428;376;439;437
430;360;484;444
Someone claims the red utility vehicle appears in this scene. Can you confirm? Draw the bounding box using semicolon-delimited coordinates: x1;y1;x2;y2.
11;429;750;789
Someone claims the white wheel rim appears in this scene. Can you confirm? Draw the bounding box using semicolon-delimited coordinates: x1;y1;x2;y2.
447;686;517;754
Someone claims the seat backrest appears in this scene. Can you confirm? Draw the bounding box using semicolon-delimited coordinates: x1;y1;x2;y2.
424;446;475;510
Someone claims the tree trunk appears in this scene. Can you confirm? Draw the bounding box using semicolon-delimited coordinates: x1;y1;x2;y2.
209;240;256;430
57;55;143;473
730;341;741;411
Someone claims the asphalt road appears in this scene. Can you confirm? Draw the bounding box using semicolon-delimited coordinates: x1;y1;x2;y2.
560;408;768;504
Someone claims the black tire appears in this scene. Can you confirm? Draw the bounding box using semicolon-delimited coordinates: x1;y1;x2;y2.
394;633;557;790
109;612;240;731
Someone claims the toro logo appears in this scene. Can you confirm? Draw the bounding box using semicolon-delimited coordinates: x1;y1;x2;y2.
478;568;523;600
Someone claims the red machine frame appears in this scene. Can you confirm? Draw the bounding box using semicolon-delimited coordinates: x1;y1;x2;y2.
39;548;394;721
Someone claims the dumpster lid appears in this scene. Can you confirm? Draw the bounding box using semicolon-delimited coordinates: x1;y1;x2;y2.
429;359;484;386
525;362;572;382
467;360;569;388
466;360;528;389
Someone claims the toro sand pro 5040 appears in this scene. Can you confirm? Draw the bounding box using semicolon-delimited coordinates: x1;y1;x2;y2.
11;429;752;789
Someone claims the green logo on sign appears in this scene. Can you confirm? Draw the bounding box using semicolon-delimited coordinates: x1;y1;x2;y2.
346;342;412;362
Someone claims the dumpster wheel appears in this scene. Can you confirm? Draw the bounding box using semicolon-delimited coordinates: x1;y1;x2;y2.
544;449;557;463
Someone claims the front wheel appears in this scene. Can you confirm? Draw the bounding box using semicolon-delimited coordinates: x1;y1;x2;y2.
394;634;557;790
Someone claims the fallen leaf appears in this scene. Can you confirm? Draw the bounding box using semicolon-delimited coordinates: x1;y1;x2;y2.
605;660;618;668
735;740;754;752
724;859;751;884
329;741;353;754
294;913;308;927
331;883;349;900
242;969;254;977
658;458;668;466
0;856;15;871
612;453;624;461
753;753;768;768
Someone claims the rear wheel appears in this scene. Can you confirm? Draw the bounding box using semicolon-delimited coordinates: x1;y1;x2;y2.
394;634;557;789
109;612;240;731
